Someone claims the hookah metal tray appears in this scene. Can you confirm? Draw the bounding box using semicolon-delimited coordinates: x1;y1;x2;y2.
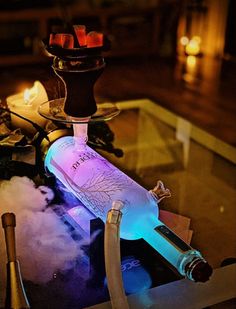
38;98;120;124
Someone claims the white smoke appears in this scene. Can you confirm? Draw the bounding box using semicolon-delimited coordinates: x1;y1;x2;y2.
0;176;83;304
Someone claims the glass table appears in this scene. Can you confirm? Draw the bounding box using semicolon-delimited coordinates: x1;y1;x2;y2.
1;98;236;308
88;98;236;308
99;99;236;270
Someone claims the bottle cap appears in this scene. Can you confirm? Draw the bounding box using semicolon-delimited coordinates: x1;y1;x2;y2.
186;257;213;282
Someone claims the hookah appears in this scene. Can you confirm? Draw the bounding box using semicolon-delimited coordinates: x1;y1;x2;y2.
39;28;212;304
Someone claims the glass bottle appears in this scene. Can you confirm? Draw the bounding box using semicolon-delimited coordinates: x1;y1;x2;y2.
45;124;212;282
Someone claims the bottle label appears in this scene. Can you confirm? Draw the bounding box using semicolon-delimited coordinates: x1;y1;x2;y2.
46;136;156;240
71;151;101;171
49;144;133;218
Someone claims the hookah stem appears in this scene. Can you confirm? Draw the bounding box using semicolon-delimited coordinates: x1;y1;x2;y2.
72;117;90;148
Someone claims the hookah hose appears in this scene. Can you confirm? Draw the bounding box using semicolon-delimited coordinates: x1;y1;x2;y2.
104;201;129;309
104;182;171;309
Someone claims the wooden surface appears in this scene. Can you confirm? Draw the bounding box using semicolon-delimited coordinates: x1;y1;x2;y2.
97;56;236;147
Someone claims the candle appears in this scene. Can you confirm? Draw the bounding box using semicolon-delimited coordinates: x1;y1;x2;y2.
6;81;48;135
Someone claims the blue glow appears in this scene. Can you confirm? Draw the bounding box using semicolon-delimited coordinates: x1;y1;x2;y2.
45;136;203;277
121;257;152;294
45;136;159;241
104;256;152;295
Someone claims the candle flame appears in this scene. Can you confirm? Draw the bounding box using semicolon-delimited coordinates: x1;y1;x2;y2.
24;88;31;104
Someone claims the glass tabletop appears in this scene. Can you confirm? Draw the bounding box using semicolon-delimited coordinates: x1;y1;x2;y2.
1;98;235;308
98;99;236;270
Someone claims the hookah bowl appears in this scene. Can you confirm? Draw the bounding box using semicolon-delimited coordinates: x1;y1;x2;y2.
39;44;119;123
52;54;105;118
38;44;120;163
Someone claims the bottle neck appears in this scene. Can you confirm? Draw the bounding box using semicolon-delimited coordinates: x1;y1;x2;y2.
142;224;212;282
72;119;90;151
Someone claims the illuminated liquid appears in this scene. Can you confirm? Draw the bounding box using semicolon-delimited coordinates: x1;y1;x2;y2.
45;136;212;281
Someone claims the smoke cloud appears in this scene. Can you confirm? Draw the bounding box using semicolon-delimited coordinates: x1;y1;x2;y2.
0;176;82;305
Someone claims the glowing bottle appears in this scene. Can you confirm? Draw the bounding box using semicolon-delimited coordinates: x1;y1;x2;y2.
45;133;212;282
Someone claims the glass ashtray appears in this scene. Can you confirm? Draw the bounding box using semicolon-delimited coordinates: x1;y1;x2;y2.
38;98;120;124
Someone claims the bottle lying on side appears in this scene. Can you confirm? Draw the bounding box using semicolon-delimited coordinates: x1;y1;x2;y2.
45;136;212;282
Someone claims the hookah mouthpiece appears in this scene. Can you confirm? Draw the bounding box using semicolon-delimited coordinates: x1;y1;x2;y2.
1;213;30;308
